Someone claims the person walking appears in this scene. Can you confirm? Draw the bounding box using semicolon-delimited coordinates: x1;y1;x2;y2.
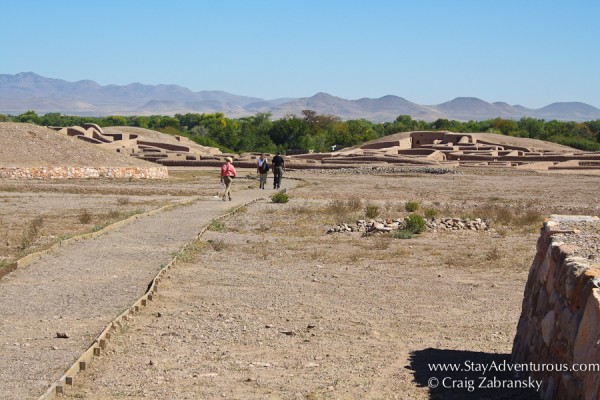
257;153;269;189
271;152;285;189
220;157;237;201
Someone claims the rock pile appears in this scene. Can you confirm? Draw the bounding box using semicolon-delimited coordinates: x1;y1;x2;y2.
427;217;490;231
326;217;490;234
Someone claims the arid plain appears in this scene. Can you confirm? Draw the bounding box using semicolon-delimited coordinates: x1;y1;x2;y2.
2;163;600;399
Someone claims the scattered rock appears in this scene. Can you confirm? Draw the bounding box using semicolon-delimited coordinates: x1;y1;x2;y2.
327;216;490;235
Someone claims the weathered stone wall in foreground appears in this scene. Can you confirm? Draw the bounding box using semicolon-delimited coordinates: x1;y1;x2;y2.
512;215;600;400
0;166;168;179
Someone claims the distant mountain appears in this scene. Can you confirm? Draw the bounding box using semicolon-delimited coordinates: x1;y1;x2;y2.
1;72;600;122
435;97;526;120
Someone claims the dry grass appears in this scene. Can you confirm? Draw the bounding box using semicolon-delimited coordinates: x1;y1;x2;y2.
17;216;44;251
78;209;92;224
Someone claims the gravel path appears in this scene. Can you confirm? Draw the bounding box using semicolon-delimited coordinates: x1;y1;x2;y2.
0;183;289;400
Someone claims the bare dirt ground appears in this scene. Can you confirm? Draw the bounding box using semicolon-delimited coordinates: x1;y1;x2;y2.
62;168;599;399
2;167;600;399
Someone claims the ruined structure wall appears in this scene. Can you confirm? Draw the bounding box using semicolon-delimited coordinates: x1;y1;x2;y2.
512;216;600;400
409;131;447;148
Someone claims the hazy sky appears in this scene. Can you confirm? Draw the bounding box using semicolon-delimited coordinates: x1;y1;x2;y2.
2;0;599;108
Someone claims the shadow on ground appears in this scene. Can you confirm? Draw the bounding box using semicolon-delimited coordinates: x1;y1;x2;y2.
408;348;539;399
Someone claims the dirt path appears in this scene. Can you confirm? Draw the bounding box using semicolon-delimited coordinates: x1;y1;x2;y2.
0;181;290;400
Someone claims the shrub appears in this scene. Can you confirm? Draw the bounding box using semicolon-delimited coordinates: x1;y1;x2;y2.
208;219;224;231
18;216;44;250
365;203;379;218
405;214;427;234
78;209;92;224
346;196;363;211
405;201;419;212
423;207;438;219
271;191;289;204
208;239;228;251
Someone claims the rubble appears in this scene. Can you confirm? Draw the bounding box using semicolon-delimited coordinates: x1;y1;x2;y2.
326;216;491;234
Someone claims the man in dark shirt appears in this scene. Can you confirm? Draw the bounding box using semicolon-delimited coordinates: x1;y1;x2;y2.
271;152;285;189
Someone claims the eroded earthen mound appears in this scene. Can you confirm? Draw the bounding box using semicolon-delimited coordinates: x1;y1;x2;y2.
0;123;168;179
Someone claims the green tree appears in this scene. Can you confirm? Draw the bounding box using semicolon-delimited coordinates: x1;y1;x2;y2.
517;117;546;139
18;110;41;124
104;115;128;126
269;114;309;149
432;118;450;130
489;118;518;135
238;113;276;152
130;116;149;128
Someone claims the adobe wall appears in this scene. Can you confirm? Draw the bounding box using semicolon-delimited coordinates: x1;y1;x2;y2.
512;215;600;400
0;166;168;179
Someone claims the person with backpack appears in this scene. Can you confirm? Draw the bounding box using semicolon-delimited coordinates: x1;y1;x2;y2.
271;152;285;189
257;153;269;189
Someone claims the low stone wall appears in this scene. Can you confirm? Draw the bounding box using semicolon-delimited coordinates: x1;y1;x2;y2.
512;215;600;400
0;166;168;179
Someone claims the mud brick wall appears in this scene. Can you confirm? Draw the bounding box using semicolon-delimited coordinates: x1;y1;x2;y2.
0;166;168;179
512;215;600;400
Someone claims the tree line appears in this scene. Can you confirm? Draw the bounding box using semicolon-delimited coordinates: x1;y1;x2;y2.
2;110;600;152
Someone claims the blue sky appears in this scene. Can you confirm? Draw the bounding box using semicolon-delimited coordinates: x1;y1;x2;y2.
2;0;599;108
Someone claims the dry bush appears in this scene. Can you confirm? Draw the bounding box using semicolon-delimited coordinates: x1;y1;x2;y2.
208;239;228;252
365;203;380;219
175;241;209;263
485;246;502;261
107;210;121;219
17;216;44;251
326;197;363;222
78;209;92;224
116;197;130;206
346;196;363;211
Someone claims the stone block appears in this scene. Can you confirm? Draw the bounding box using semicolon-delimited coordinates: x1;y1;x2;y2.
541;310;555;345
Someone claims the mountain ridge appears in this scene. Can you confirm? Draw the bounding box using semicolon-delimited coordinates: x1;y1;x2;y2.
1;72;599;122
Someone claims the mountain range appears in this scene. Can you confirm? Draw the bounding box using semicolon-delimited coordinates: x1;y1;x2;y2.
1;72;600;122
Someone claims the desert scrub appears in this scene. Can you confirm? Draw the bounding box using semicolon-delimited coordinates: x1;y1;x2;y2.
405;201;420;212
173;241;208;263
405;214;427;234
78;209;92;224
116;197;130;206
423;207;438;219
17;216;44;250
208;219;224;231
345;196;363;211
392;229;416;239
207;239;228;251
271;191;289;204
365;203;379;219
465;203;543;232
